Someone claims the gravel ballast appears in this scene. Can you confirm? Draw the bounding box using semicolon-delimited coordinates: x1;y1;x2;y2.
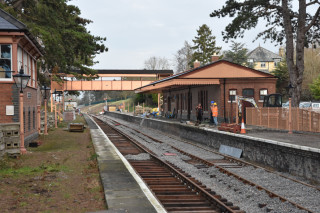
97;115;319;213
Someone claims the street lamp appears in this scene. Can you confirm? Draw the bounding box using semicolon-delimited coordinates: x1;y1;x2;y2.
52;89;58;128
286;83;295;134
57;91;62;124
41;85;51;135
13;67;30;154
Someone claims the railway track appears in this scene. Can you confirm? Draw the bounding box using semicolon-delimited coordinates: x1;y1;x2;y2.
93;115;320;213
94;118;244;213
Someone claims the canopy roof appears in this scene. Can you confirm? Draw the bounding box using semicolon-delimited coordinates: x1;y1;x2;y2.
136;59;276;93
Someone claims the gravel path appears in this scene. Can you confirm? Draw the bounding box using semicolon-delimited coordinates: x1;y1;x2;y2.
97;115;319;213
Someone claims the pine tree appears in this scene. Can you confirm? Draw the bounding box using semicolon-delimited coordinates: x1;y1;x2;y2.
223;41;249;66
210;0;320;107
271;57;289;98
191;24;221;66
0;0;108;79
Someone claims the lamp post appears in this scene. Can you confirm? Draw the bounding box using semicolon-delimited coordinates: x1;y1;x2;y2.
57;91;62;123
41;85;51;135
13;67;30;154
52;90;58;128
286;84;294;134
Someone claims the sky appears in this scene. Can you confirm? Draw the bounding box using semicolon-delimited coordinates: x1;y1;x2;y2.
69;0;282;71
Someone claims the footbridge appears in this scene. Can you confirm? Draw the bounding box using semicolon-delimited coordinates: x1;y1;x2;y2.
50;69;173;112
51;69;173;92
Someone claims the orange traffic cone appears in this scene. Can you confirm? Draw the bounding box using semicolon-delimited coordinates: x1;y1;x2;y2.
240;116;246;134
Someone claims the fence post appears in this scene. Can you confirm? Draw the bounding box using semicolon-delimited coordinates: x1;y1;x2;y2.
288;98;292;134
259;108;262;126
297;108;299;131
236;97;239;124
251;108;254;125
267;107;270;128
276;108;279;129
318;113;320;132
309;110;312;132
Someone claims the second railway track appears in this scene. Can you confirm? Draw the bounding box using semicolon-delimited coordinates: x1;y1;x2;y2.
93;114;320;213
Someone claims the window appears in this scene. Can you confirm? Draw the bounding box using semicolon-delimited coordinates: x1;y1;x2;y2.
261;62;266;68
260;89;268;100
33;107;35;129
242;89;254;98
274;59;281;67
28;107;31;131
229;89;237;102
0;44;12;79
198;90;208;111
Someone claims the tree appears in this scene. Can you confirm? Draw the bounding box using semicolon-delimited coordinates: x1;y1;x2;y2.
0;0;108;79
144;56;171;70
191;24;221;66
223;41;250;66
310;75;320;100
303;48;320;95
210;1;320;107
174;41;193;73
271;57;289;98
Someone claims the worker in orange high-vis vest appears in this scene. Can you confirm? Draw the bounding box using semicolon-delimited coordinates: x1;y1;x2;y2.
212;102;218;126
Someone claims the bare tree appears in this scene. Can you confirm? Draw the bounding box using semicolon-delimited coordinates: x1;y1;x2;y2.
144;56;171;70
174;41;193;73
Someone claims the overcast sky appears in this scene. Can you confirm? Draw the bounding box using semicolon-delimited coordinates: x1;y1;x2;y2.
70;0;282;70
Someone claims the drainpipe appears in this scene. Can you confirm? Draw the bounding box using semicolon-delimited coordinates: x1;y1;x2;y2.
224;78;226;122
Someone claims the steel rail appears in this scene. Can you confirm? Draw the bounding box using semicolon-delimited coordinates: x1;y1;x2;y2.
94;116;244;213
96;115;317;213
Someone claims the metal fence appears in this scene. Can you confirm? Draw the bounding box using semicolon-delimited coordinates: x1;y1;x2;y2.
246;107;320;133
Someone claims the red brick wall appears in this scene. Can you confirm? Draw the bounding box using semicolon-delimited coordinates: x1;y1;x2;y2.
23;87;38;139
0;83;38;140
220;78;277;122
0;83;14;123
162;78;277;122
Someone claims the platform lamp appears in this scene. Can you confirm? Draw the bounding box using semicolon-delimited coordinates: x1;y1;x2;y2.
286;83;294;134
13;66;30;154
57;91;62;123
41;85;51;135
52;89;58;128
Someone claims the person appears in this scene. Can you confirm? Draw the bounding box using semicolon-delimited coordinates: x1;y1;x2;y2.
195;103;203;125
210;101;214;124
212;102;218;126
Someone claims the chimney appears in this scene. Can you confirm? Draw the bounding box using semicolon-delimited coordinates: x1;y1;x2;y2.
211;52;219;62
279;46;285;57
194;60;200;68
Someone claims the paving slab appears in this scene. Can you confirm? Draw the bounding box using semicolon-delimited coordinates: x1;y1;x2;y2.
84;114;165;213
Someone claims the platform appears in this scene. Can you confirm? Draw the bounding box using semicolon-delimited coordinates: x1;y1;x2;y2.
104;111;320;183
83;114;165;213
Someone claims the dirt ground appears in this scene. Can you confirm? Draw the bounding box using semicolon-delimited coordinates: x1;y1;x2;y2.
0;117;106;213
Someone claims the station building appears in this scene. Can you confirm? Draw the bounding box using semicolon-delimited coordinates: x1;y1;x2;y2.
0;9;44;143
136;56;277;122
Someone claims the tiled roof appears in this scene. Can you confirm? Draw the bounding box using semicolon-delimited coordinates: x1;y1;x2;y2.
247;46;281;62
0;16;19;30
0;8;44;56
136;59;275;90
0;9;27;31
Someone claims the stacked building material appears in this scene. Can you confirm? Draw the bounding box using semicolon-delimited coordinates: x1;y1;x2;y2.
0;123;20;157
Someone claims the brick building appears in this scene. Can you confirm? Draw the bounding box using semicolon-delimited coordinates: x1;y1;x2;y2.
136;57;277;122
0;9;44;143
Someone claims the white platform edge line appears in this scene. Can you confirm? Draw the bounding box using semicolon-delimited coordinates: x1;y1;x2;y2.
89;115;167;213
114;112;320;154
